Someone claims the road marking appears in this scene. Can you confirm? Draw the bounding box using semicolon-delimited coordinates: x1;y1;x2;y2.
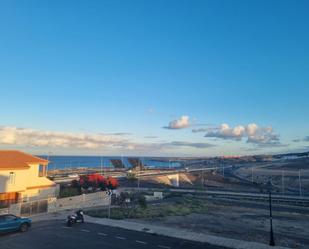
81;229;90;232
62;226;72;229
9;234;19;238
115;236;126;240
98;232;107;236
158;246;171;249
135;240;147;244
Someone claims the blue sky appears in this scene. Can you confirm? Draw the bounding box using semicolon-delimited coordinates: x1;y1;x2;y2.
0;0;308;156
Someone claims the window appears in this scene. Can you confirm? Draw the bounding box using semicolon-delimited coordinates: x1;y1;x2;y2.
38;164;45;177
9;172;16;184
4;215;17;221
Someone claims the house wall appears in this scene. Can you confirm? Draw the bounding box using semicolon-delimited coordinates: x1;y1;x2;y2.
0;169;28;193
0;163;57;200
26;164;55;189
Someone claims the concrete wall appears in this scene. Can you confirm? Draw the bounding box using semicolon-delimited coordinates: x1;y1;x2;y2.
145;191;163;201
0;202;21;216
0;207;9;215
0;191;110;216
48;191;110;212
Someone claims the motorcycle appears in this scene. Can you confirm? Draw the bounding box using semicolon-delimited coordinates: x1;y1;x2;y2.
67;210;84;227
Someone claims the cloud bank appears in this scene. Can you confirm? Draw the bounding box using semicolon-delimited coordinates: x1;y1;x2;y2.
203;123;282;146
0;126;214;152
164;116;190;129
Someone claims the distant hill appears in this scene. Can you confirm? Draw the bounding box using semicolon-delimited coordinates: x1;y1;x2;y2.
273;151;309;159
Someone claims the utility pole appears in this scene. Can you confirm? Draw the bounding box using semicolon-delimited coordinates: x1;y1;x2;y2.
104;157;106;177
100;156;103;175
137;159;140;190
202;168;204;186
137;172;140;189
282;170;284;196
299;169;302;197
222;164;225;178
46;151;51;176
268;180;275;246
251;167;254;183
108;190;111;219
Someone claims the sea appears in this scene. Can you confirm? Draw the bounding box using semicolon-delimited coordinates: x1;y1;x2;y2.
38;156;182;170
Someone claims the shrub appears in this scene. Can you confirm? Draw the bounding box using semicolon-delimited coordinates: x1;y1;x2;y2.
79;173;109;191
107;177;119;189
59;187;80;198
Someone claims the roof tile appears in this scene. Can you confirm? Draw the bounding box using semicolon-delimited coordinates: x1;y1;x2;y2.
0;150;48;170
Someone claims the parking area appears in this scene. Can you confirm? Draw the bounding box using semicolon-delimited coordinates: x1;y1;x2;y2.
0;220;226;249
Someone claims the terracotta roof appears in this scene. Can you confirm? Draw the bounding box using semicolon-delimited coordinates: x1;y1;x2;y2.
0;150;49;170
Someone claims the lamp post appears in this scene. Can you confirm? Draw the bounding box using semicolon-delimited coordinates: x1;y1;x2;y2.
267;180;275;246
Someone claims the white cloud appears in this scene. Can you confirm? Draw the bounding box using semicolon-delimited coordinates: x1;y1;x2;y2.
204;123;282;146
205;123;246;140
164;116;190;129
0;126;130;150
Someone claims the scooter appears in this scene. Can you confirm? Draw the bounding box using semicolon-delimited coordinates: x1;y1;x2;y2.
67;210;84;227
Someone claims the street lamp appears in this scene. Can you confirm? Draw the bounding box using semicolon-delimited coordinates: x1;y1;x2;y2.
267;180;275;246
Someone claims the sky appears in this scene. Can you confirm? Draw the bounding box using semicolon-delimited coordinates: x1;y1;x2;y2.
0;0;308;156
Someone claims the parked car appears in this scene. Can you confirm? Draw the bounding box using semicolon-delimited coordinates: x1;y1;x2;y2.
0;214;31;233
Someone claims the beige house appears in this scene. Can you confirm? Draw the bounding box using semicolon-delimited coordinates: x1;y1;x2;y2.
0;150;57;206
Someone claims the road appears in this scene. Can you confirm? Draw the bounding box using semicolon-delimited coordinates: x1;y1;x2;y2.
0;220;226;249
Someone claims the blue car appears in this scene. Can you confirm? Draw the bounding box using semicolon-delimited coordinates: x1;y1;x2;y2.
0;214;31;233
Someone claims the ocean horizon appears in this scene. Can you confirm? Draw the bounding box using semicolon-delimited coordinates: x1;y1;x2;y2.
39;155;182;170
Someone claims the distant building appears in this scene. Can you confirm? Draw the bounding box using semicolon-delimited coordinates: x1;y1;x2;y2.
0;150;57;206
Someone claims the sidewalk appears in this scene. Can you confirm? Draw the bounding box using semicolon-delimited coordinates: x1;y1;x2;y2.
31;211;291;249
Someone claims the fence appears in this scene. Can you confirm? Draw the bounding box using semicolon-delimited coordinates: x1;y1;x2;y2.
20;199;48;216
0;191;110;216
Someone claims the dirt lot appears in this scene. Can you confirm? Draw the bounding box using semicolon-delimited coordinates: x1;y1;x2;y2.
131;199;309;249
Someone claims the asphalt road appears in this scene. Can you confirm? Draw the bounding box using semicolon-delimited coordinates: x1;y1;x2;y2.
0;220;227;249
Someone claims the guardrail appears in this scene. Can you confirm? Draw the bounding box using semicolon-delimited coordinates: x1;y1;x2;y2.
120;187;309;207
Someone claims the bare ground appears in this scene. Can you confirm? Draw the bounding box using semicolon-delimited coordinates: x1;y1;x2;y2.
131;200;309;249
